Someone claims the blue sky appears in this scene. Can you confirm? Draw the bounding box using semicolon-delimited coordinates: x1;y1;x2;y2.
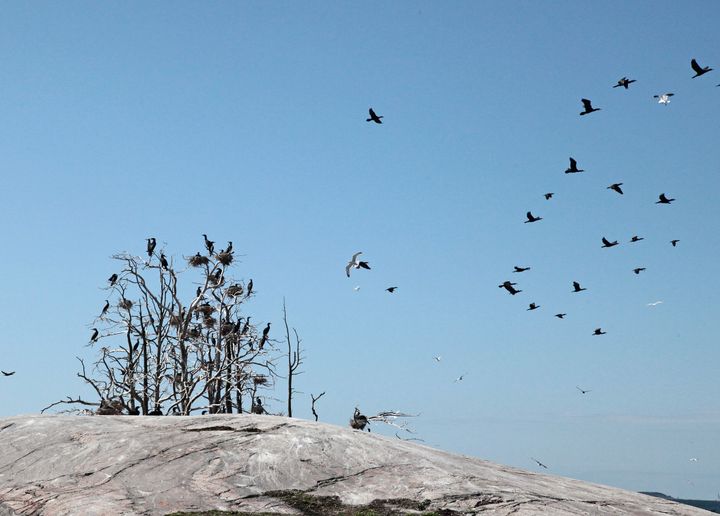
1;1;719;500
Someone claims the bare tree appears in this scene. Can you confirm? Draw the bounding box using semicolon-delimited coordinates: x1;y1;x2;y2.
282;298;304;417
310;391;325;422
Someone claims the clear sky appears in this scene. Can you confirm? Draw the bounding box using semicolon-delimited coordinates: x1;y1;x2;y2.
1;1;719;500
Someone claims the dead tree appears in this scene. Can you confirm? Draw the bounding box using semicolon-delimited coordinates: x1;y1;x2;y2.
310;391;325;421
282;298;304;417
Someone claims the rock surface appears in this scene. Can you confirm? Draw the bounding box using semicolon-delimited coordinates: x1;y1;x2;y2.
0;415;710;515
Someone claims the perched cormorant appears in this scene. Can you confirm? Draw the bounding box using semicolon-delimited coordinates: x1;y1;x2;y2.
226;241;233;253
251;398;266;414
108;273;118;286
99;300;110;318
259;322;270;350
366;108;383;124
350;408;370;431
148;407;163;416
246;279;253;297
202;234;215;255
146;237;156;258
90;328;99;343
160;253;169;270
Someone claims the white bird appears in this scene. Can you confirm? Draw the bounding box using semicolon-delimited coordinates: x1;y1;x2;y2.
433;355;442;362
647;301;664;307
689;457;698;462
654;93;674;105
353;286;361;292
345;252;371;277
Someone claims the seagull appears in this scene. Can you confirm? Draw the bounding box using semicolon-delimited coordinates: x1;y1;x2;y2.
454;373;467;383
513;266;531;273
579;98;600;115
653;93;674;105
525;211;542;223
572;281;586;293
353;286;361;291
90;328;100;343
601;237;619;248
1;371;15;376
544;192;554;200
630;235;644;243
671;239;680;247
593;328;606;336
656;193;675;204
146;237;156;258
532;458;548;469
633;267;646;275
346;252;371;277
613;77;636;89
366;108;383;124
108;273;118;286
99;300;110;318
527;302;540;311
499;281;522;295
565;157;584;174
691;58;713;78
202;234;215;255
647;301;663;307
576;386;591;394
555;313;566;319
689;457;699;462
386;287;398;293
433;355;442;362
608;183;624;195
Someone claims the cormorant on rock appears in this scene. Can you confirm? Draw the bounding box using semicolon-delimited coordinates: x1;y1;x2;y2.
251;398;266;414
350;408;370;431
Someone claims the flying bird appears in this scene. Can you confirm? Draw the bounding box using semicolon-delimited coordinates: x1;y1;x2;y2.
691;58;713;78
433;355;442;362
202;234;215;255
346;252;371;277
513;266;531;273
454;373;467;383
572;281;586;293
613;77;636;89
532;458;548;469
653;93;674;105
565;157;584;174
1;371;15;376
579;98;600;115
544;192;554;200
499;281;522;295
366;108;383;124
353;286;361;291
608;183;624;195
576;386;591;394
108;273;118;286
601;237;619;248
90;328;100;343
555;313;566;319
592;328;606;336
386;287;398;293
527;302;540;311
633;267;646;274
525;211;542;223
99;300;110;318
647;301;663;307
671;239;680;247
656;193;675;204
146;237;156;258
630;235;644;243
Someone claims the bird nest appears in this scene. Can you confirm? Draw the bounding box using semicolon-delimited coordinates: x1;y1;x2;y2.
194;304;215;317
253;375;269;386
118;298;133;310
216;251;234;266
188;254;210;267
169;314;183;327
226;284;244;297
203;316;217;329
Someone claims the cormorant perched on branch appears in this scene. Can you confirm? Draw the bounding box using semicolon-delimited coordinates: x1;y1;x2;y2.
108;273;118;286
202;234;215;255
99;300;110;318
90;328;99;343
259;322;270;350
226;241;233;253
246;279;253;297
146;237;156;258
160;253;169;270
251;398;266;414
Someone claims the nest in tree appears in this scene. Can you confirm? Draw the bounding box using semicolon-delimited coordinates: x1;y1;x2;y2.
216;251;234;266
220;322;234;336
253;375;269;386
188;253;209;267
226;284;244;297
169;314;183;327
203;316;217;329
188;326;202;339
118;298;133;310
194;303;214;317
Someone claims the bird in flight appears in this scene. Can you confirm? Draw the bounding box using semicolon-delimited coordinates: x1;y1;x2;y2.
499;281;522;295
656;193;675;204
346;252;371;277
608;183;624;195
613;77;636;89
572;281;587;293
454;373;467;383
527;302;540;311
647;301;663;307
146;237;156;258
565;157;584;174
366;108;383;124
579;98;600;115
653;93;674;105
691;58;713;78
1;371;15;376
593;328;606;336
633;267;646;275
532;458;548;469
433;355;442;362
555;313;566;319
353;286;361;292
386;287;398;293
513;266;531;273
544;193;554;200
630;235;644;243
576;386;591;394
525;211;542;223
671;239;680;247
601;237;619;248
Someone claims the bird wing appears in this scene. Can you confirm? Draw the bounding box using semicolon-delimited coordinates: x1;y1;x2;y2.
581;98;592;109
569;157;577;169
369;108;376;118
526;211;533;220
573;281;580;290
691;59;702;73
345;262;353;277
659;193;668;202
602;237;611;246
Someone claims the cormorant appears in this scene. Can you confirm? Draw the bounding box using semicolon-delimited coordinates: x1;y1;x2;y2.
633;267;646;275
601;237;619;248
613;77;636;89
691;58;713;78
1;371;15;376
90;328;99;343
160;253;169;270
579;98;600;115
524;211;542;223
259;322;270;350
593;328;606;336
527;302;540;311
544;192;554;200
99;300;110;318
246;279;253;297
146;237;156;258
513;266;531;273
630;235;644;243
108;273;118;286
386;287;398;293
499;281;521;295
350;408;370;431
346;252;371;276
202;234;215;255
656;193;675;204
226;241;233;253
366;108;383;124
555;313;566;319
608;183;624;194
671;239;680;247
572;281;586;293
565;157;584;174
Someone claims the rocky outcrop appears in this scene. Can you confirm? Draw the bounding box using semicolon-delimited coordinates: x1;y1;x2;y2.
0;415;710;515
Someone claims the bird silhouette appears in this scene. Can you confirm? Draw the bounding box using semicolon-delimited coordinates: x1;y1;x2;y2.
630;236;644;243
527;302;540;311
90;328;99;343
108;273;118;286
226;241;233;254
366;108;383;124
386;287;398;293
544;193;554;200
345;252;371;277
565;157;584;174
241;317;251;336
532;458;548;469
259;322;270;350
454;373;467;383
160;253;169;270
601;237;619;248
671;239;680;247
579;98;600;115
525;211;542;223
691;58;713;78
1;371;15;376
499;281;522;295
555;313;567;319
99;300;110;318
572;281;586;293
608;183;624;195
513;266;531;273
576;386;591;394
593;328;606;336
613;77;636;89
656;193;675;204
633;267;646;275
246;279;253;297
146;237;156;258
653;93;674;105
202;234;215;255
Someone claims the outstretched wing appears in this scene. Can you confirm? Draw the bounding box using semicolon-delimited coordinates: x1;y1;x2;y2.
581;98;592;110
602;237;611;246
691;58;702;74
